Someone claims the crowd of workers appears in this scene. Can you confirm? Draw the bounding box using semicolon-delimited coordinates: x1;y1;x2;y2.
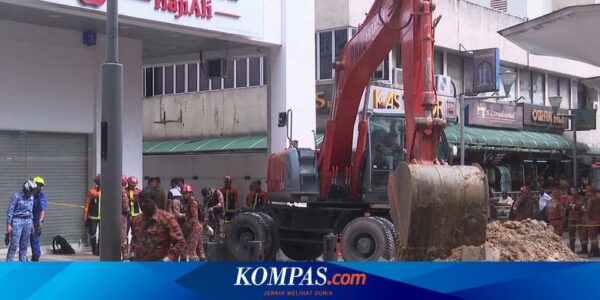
82;175;270;261
493;181;600;257
4;174;269;262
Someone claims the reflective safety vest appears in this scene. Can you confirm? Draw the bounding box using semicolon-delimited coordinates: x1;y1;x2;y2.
129;189;141;217
251;192;267;210
223;189;235;213
88;189;101;220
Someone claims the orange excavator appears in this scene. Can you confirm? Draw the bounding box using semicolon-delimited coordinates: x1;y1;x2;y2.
224;0;488;261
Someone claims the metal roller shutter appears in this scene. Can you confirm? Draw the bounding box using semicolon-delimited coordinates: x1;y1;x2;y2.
0;131;88;247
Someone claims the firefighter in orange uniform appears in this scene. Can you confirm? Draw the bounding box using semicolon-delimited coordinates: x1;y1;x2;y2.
120;175;130;260
586;184;600;257
547;189;566;237
219;176;239;221
181;184;205;261
245;180;269;210
126;176;142;239
83;174;101;256
567;187;586;252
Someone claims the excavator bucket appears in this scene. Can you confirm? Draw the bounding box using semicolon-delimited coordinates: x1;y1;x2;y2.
388;162;488;261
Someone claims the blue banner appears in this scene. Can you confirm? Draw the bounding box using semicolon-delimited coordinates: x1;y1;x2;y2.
0;262;597;299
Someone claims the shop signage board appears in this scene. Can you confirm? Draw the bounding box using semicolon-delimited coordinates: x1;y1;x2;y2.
523;104;568;130
573;108;597;131
465;100;523;129
40;0;265;39
472;48;500;93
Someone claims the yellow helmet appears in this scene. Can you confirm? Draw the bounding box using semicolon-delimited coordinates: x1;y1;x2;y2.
33;176;45;187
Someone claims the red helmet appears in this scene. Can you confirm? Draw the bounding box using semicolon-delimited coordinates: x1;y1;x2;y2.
182;184;193;193
127;176;138;187
94;174;101;185
121;175;128;187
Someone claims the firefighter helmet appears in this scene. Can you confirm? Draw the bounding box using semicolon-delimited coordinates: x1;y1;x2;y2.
182;184;193;193
127;176;139;187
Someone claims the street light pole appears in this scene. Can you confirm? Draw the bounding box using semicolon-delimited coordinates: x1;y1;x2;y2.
100;0;123;261
549;96;578;188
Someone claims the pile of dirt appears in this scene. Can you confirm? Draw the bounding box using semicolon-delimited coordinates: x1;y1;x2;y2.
440;219;584;261
485;219;583;261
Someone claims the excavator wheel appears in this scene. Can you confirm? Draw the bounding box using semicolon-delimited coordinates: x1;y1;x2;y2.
388;162;488;261
254;211;280;261
370;216;396;260
225;212;272;261
340;217;394;261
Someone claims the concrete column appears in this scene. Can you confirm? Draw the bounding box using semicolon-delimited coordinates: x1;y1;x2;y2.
267;0;316;154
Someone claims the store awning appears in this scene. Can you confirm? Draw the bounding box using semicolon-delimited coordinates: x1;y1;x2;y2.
498;4;600;67
444;124;589;153
144;135;325;154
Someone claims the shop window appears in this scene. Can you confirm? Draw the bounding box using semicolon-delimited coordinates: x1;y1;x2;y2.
532;72;545;106
318;31;333;80
145;68;153;97
236;58;248;88
176;64;186;93
519;70;532;104
548;75;559;99
559;77;571;109
153;67;163;96
249;57;261;87
188;63;198;93
334;29;348;60
373;53;390;81
262;57;268;85
164;66;174;95
199;64;209;91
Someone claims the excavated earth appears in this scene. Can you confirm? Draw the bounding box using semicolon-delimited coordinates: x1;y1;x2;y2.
436;219;584;261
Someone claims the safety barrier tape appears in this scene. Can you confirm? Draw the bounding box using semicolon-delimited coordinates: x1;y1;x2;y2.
48;201;84;209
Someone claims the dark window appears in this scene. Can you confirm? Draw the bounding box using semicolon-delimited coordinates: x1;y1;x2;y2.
211;78;222;90
164;66;174;94
145;68;153;97
153;67;163;95
176;64;185;93
249;57;261;87
263;57;268;85
319;31;333;80
236;59;248;88
224;60;235;89
188;63;198;92
334;29;348;60
200;64;209;91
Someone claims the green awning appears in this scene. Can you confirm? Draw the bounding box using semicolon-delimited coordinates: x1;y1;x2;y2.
144;135;325;154
444;124;589;153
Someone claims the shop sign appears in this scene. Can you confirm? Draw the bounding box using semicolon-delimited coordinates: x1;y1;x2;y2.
573;108;597;131
154;0;213;19
465;100;523;129
315;84;333;115
523;105;568;130
472;48;500;93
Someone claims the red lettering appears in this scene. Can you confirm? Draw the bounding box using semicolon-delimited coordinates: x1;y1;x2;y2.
167;0;178;12
176;0;189;18
190;0;201;17
155;0;167;10
203;0;213;19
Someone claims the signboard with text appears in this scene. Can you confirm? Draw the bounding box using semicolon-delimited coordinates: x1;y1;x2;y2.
465;100;523;129
523;104;568;131
41;0;265;39
472;48;500;93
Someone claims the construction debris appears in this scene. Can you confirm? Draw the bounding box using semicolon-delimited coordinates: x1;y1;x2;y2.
440;219;584;261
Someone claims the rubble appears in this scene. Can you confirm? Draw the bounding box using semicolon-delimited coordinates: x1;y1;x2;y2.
440;219;584;261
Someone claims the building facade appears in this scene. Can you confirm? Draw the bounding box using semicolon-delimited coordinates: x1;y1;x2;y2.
0;0;315;248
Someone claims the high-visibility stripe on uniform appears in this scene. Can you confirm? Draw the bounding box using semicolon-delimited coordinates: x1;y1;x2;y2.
129;190;141;217
224;189;235;212
88;191;101;220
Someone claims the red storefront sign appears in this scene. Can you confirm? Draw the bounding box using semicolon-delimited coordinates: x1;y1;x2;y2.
80;0;106;6
154;0;213;19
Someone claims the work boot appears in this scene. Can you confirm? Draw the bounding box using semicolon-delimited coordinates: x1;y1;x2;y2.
91;239;99;256
579;244;589;254
31;256;39;262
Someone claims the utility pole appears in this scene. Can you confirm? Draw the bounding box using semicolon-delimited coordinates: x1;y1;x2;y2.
100;0;123;261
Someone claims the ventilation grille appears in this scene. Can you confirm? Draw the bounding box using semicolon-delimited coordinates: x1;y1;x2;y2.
490;0;507;12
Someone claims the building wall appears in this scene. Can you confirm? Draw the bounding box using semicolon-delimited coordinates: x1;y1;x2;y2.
0;20;143;181
554;0;600;11
315;0;350;31
143;87;267;140
143;152;268;201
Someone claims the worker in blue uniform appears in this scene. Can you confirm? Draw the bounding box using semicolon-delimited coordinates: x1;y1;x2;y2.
6;180;37;262
30;176;48;262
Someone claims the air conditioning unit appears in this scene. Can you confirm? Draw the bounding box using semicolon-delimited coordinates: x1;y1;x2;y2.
435;74;453;97
393;68;403;88
205;58;227;78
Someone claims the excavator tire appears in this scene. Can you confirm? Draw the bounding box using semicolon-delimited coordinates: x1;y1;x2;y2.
341;217;394;261
388;162;488;261
225;212;271;261
254;211;280;261
370;216;396;260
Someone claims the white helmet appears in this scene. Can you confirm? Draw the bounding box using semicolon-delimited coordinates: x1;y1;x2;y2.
23;179;37;193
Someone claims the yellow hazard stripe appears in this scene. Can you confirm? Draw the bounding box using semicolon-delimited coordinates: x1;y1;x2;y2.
48;201;84;209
